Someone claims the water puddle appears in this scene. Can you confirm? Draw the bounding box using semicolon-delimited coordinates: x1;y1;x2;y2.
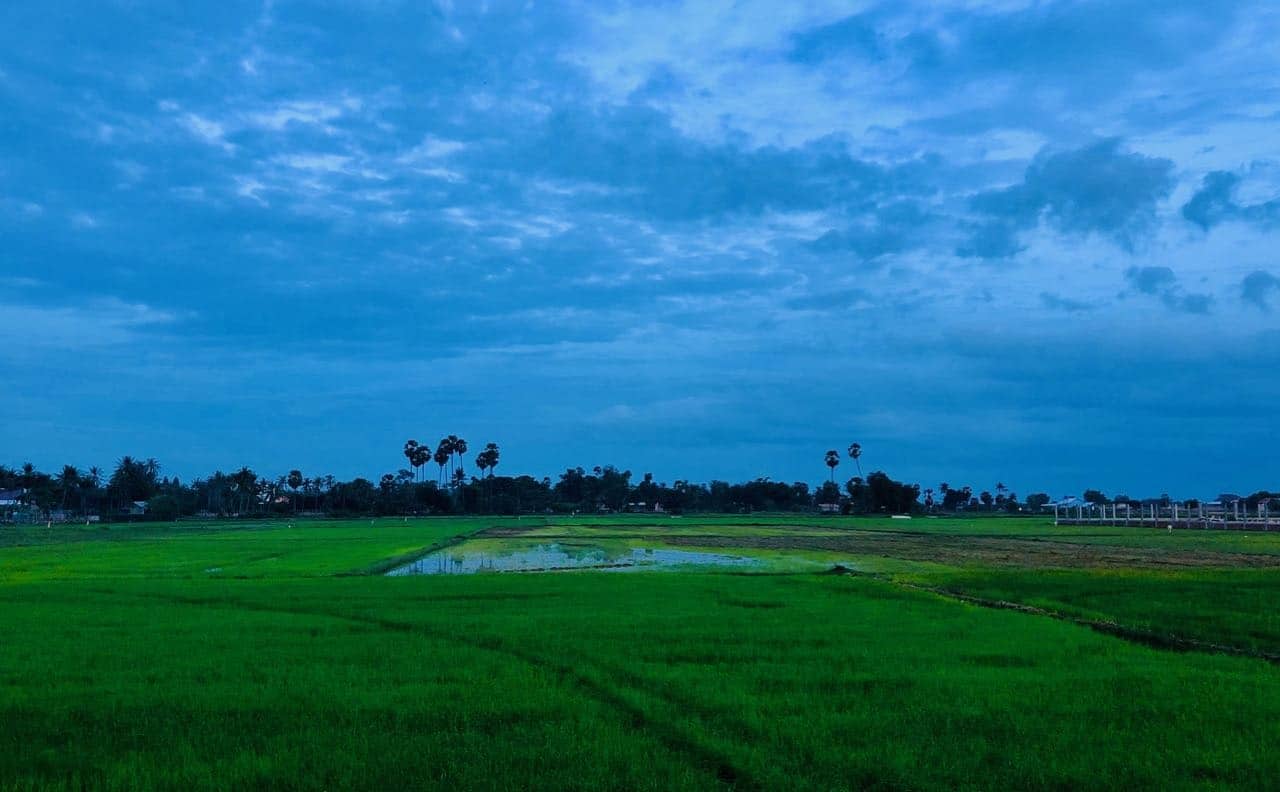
387;542;760;576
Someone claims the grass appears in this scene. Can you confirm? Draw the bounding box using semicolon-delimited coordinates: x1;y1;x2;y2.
2;514;1279;789
0;518;491;581
910;566;1280;656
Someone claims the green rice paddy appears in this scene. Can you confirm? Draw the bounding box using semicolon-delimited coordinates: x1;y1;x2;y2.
2;515;1277;789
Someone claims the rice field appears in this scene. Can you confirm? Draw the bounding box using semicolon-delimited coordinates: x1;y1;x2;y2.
1;515;1277;789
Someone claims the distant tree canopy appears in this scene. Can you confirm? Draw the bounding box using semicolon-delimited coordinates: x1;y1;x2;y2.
4;442;1246;522
844;472;920;514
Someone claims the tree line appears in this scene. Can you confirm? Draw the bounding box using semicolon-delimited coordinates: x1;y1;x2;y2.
0;438;1121;522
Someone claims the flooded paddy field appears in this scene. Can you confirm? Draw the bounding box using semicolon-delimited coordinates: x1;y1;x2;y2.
387;541;762;575
2;515;1279;789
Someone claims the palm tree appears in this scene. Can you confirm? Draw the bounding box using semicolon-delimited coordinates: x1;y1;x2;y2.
434;443;450;486
847;443;862;476
233;467;257;515
483;443;499;477
475;443;500;478
824;450;840;482
412;446;429;483
403;440;420;483
288;470;303;512
84;466;101;516
445;435;460;480
453;438;468;477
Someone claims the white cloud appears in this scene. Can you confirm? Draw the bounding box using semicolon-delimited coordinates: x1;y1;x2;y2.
275;153;353;173
247;98;359;132
70;212;99;230
398;135;467;162
178;112;234;152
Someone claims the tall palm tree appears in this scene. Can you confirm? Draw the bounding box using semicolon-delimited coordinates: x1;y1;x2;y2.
825;450;840;482
288;470;303;512
434;443;450;486
453;438;468;477
473;443;500;479
445;435;460;480
412;446;429;483
403;440;420;483
847;443;863;476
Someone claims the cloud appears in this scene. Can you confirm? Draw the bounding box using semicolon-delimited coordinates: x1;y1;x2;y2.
1039;293;1094;313
247;98;358;132
398;135;467;161
178;112;234;152
2;0;1279;494
1123;266;1213;314
500;104;926;222
1182;170;1280;231
1241;270;1280;310
1124;266;1177;295
805;201;937;261
962;139;1175;257
0;298;178;351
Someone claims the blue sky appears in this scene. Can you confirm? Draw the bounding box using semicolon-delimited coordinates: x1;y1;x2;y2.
2;0;1278;498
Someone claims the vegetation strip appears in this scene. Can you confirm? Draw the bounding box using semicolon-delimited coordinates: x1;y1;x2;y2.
831;567;1280;665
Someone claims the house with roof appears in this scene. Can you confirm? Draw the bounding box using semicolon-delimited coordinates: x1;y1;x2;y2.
1;489;33;523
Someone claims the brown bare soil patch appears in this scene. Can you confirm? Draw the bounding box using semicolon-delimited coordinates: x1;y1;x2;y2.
660;533;1280;569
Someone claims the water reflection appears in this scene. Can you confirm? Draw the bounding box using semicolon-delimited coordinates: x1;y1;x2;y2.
388;543;758;575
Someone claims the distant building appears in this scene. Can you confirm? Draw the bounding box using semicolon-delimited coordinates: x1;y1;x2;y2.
626;501;666;513
128;500;149;516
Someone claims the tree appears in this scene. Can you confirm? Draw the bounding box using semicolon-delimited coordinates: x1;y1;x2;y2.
865;471;920;514
847;442;862;476
471;443;502;498
445;435;460;480
1025;493;1051;512
1082;489;1109;506
403;440;420;483
979;490;994;509
108;456;161;509
478;443;500;477
433;443;450;486
412;445;430;483
58;465;79;512
845;476;868;513
453;437;468;477
824;450;840;482
81;466;102;516
233;467;258;514
288;469;303;512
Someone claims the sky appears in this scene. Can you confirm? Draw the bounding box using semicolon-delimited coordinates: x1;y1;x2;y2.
2;0;1279;498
